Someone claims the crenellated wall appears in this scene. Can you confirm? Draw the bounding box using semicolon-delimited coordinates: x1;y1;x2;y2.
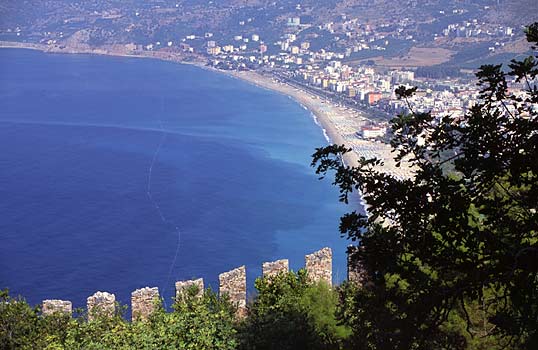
131;287;160;321
87;291;116;320
347;245;368;286
219;266;247;317
41;247;354;321
175;278;204;301
262;259;289;278
305;247;333;285
42;299;72;316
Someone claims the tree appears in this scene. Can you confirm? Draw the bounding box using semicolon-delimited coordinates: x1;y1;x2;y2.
312;23;538;349
238;269;350;350
0;289;41;350
124;288;237;350
0;288;237;350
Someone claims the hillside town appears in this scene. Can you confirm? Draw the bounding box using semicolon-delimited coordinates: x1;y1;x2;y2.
194;12;530;142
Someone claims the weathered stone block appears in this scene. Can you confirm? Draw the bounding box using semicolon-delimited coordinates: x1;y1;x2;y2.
305;247;332;285
131;287;159;321
87;291;116;320
175;278;204;301
347;245;368;286
262;259;289;279
42;299;72;316
219;266;246;317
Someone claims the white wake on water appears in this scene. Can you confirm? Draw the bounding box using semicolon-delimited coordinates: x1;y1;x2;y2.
146;112;182;308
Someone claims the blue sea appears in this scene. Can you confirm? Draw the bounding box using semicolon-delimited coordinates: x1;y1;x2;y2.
0;48;355;309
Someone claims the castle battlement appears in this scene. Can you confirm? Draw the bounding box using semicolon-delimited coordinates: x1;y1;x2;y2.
41;247;365;321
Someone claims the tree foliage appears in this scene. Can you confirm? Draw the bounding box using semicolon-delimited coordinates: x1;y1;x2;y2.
3;20;537;350
0;288;237;350
312;23;538;349
238;269;350;350
1;272;347;350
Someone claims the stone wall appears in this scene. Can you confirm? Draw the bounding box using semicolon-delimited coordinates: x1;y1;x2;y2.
262;259;289;279
131;287;159;321
347;245;368;286
42;299;72;316
219;266;246;316
305;247;333;285
175;278;204;301
87;291;116;320
38;247;345;321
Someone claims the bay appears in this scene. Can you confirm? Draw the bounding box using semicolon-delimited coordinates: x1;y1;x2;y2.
0;48;354;308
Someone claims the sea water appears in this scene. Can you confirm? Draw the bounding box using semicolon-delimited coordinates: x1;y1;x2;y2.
0;48;357;308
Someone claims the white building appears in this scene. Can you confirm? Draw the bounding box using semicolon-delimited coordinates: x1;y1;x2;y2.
360;126;386;139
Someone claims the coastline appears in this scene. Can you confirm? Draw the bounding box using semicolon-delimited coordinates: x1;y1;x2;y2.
0;41;209;68
0;50;354;307
222;70;361;167
1;41;412;178
0;41;360;167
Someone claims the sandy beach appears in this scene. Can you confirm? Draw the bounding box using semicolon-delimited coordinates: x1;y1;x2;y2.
0;41;413;178
223;70;362;167
223;71;414;178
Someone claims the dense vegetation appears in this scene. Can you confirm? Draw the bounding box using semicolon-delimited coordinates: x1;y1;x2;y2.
2;22;537;350
0;270;348;350
312;22;538;349
415;65;464;79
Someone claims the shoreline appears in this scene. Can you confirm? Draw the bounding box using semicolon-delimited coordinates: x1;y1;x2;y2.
1;41;377;212
2;41;418;179
0;41;361;168
0;40;209;68
222;70;361;167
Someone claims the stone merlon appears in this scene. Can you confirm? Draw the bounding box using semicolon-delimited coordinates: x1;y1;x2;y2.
262;259;289;279
175;278;204;301
87;291;115;320
305;247;333;285
219;265;246;315
42;299;72;316
131;287;159;321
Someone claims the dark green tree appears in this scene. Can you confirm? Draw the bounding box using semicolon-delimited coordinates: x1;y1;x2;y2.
0;289;41;350
238;269;350;350
312;23;538;349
